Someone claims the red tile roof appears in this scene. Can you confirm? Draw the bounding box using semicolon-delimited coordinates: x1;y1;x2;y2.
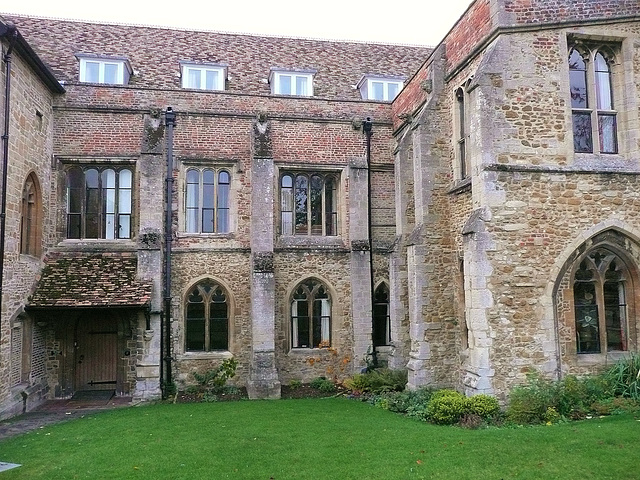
28;253;152;308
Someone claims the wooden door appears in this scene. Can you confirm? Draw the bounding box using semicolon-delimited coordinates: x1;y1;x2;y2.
74;316;118;391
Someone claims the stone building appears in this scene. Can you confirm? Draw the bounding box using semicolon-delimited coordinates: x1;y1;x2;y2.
1;0;640;418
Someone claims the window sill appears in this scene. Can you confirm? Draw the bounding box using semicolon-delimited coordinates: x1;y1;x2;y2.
58;239;137;251
176;351;234;361
277;236;345;249
177;232;234;238
573;153;636;171
447;176;471;194
287;347;333;355
575;351;629;365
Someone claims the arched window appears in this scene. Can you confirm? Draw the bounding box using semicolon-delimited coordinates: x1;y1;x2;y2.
280;172;338;236
455;87;467;179
373;283;390;346
66;166;133;239
20;173;42;256
185;280;229;351
569;45;617;154
185;168;230;234
574;248;629;354
291;279;331;348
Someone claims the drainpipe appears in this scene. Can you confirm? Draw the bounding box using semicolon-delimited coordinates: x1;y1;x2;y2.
0;23;18;342
363;117;378;369
162;107;176;398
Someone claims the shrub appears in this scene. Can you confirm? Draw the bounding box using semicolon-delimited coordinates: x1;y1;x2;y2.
426;390;467;425
310;376;336;393
605;354;640;400
466;394;500;418
192;358;238;393
344;368;407;394
289;379;302;389
506;372;556;425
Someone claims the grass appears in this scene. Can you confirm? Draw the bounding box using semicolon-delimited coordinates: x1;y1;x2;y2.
1;398;639;479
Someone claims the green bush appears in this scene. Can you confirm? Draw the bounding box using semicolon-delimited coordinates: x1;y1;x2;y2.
466;394;500;418
605;354;640;400
506;372;556;425
344;368;407;394
289;379;302;389
426;390;467;425
192;358;238;394
310;376;336;393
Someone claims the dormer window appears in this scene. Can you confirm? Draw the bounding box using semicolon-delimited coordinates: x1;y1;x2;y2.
357;75;405;101
269;69;315;96
77;55;131;85
181;63;227;91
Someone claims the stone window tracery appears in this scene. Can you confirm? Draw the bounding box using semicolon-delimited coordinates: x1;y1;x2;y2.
20;173;42;256
569;44;618;154
291;278;331;348
373;283;391;346
280;172;338;236
573;248;629;354
66;166;133;239
185;167;230;234
185;280;229;352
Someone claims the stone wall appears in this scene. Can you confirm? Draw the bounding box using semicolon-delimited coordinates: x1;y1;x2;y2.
0;39;58;419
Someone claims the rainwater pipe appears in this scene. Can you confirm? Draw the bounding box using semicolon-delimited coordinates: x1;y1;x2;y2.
0;23;18;342
162;107;176;398
363;117;378;369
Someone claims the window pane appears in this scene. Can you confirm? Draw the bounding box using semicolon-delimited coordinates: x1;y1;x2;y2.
604;281;625;351
186;170;199;233
295;76;307;96
85;169;100;238
281;175;294;235
279;75;292;95
202;170;215;209
85;62;100;83
324;177;337;236
572;112;593;153
118;188;132;215
293;301;309;348
209;301;228;350
187;68;201;89
598;114;618;154
295;175;308;235
388;82;399;100
205;70;219;90
202;208;215;233
119;169;132;188
310;175;323;235
595;53;613;110
217;172;230;233
118;214;131;239
569;49;588;109
574;281;600;353
104;63;119;84
569;71;588;109
371;81;384;100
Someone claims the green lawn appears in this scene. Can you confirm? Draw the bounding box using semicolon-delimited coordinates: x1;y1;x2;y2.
1;398;638;479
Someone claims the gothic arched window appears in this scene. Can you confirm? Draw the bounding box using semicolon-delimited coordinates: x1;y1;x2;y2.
185;280;229;351
291;279;331;348
574;248;628;353
20;173;42;256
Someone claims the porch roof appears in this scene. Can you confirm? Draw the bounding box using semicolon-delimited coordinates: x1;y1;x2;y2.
27;253;152;309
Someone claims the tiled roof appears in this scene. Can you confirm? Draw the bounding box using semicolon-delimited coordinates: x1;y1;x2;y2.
2;15;431;100
27;253;152;308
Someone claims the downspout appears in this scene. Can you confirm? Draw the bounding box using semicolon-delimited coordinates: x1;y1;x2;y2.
0;23;18;342
162;107;176;398
363;117;378;369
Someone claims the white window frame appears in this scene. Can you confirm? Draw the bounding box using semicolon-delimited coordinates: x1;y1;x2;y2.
357;75;404;101
269;70;315;96
180;63;227;91
77;56;131;85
